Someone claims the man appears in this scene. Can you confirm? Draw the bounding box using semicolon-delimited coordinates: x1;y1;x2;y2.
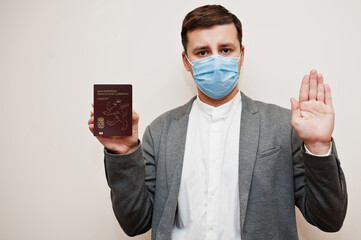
88;5;347;240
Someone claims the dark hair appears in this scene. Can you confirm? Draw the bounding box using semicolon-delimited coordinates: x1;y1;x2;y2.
181;5;243;52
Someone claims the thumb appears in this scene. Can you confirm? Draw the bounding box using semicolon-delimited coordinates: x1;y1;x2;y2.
290;98;300;121
132;110;140;127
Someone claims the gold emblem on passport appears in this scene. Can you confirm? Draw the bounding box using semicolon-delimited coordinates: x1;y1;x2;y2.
97;117;105;129
103;99;129;130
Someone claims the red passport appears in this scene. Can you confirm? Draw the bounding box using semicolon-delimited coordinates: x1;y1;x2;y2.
93;84;132;136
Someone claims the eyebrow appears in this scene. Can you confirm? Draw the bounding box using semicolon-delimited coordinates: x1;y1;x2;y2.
192;46;210;53
192;42;237;51
219;42;237;48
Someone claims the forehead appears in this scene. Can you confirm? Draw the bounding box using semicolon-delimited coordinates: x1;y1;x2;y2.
186;23;239;50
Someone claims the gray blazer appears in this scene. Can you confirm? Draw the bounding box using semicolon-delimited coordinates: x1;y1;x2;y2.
104;92;347;240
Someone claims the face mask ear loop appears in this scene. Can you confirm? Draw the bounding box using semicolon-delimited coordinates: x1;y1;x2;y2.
237;53;242;63
184;52;193;66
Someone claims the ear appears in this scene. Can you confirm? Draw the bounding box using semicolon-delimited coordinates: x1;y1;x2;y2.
239;45;245;68
182;51;192;72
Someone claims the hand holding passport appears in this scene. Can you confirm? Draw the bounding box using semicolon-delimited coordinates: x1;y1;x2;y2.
88;84;139;154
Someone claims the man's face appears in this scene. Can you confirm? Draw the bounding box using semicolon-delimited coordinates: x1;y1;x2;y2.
182;23;244;74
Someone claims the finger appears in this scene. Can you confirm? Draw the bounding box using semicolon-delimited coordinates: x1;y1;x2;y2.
309;69;318;100
290;97;300;124
324;84;333;106
316;73;325;102
299;75;310;103
90;101;94;117
132;110;140;125
89;123;94;134
129;110;140;137
88;116;94;125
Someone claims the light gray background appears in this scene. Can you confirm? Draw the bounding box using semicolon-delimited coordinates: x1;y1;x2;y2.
0;0;360;239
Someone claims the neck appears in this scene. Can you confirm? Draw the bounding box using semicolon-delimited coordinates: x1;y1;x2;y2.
197;86;239;107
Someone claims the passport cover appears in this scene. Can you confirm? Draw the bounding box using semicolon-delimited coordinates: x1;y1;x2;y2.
94;84;132;136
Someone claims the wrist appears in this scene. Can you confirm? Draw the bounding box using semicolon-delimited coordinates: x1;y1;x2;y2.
114;140;140;155
304;141;331;155
124;145;138;154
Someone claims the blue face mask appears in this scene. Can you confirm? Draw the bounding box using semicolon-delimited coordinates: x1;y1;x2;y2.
186;54;240;99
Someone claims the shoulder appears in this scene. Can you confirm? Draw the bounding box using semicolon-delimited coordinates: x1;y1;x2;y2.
241;93;299;148
242;92;291;123
255;100;291;122
146;97;195;133
241;93;292;135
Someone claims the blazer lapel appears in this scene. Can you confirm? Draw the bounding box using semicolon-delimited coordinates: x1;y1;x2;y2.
165;114;189;190
164;97;195;188
156;98;195;239
239;93;260;231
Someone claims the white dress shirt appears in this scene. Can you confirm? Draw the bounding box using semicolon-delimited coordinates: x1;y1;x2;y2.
172;93;242;240
171;92;331;240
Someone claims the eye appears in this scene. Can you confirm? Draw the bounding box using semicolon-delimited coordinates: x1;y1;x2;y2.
198;51;208;56
221;48;231;54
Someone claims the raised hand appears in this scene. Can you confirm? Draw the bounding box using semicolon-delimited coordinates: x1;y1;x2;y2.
290;70;334;155
88;103;139;154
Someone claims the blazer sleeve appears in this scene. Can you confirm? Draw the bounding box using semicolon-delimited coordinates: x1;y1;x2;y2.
103;125;156;236
293;129;348;232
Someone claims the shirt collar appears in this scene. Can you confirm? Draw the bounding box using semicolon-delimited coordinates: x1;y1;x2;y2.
195;92;242;120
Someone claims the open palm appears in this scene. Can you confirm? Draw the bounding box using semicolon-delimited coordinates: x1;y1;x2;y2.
291;70;334;155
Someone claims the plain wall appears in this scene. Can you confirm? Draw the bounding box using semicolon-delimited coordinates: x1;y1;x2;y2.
1;0;360;239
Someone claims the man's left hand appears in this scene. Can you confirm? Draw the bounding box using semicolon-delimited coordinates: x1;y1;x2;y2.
291;69;334;155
